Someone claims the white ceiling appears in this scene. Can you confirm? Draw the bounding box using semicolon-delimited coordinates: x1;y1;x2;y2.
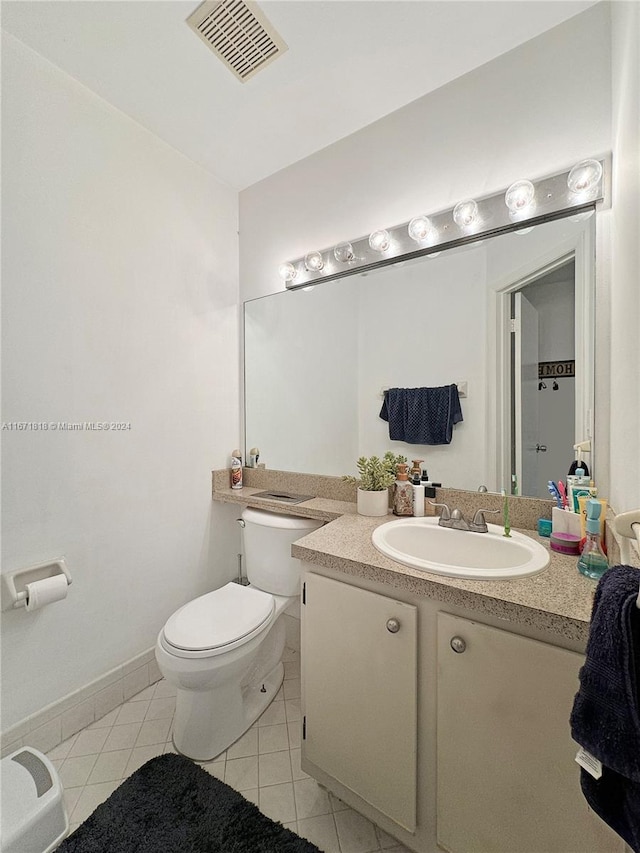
2;0;598;189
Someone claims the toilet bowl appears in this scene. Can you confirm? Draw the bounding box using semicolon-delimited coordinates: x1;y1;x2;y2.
155;507;322;761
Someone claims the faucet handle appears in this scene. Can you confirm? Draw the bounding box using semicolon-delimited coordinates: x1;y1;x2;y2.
471;508;500;532
430;502;451;520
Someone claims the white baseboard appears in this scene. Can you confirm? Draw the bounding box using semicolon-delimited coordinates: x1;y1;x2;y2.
1;647;161;758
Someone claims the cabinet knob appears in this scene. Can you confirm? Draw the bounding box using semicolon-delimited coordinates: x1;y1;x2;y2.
450;636;466;653
386;618;401;634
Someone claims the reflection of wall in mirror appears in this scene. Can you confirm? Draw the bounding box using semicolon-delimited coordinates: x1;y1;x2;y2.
357;250;485;490
244;219;592;493
244;285;359;476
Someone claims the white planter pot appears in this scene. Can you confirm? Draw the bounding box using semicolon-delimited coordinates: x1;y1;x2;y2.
357;488;389;517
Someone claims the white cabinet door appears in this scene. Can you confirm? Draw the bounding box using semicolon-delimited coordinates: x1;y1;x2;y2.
436;612;625;853
302;572;418;831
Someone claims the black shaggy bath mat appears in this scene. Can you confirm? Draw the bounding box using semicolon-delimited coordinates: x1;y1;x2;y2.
57;752;321;853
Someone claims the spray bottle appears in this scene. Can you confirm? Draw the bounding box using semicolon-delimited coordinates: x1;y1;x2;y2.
577;498;609;580
230;450;243;490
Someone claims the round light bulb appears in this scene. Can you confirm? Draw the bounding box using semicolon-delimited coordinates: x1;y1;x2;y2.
304;251;324;272
334;242;355;263
567;159;602;194
368;229;391;252
278;262;297;282
408;215;434;242
453;199;478;228
505;179;535;213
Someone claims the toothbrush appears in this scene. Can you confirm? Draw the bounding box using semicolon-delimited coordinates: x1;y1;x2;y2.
501;489;512;538
548;481;563;509
557;480;569;509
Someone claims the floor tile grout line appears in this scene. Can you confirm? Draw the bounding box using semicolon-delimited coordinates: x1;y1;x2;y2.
50;664;400;852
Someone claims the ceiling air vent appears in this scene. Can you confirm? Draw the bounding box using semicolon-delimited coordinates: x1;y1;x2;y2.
187;0;288;83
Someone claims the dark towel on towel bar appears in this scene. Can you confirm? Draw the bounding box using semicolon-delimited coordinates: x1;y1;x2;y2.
379;384;463;444
570;565;640;852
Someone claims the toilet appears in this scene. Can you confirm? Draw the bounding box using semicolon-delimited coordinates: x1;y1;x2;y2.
155;507;322;761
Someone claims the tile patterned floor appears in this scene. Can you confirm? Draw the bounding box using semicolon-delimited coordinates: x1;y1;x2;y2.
47;648;411;853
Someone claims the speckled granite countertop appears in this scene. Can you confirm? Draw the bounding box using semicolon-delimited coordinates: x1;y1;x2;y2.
291;512;599;644
211;469;621;644
212;485;355;522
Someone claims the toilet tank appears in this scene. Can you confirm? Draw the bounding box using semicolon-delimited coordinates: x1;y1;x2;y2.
242;508;323;597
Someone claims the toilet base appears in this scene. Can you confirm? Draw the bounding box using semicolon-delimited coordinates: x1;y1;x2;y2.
172;662;284;762
158;592;289;762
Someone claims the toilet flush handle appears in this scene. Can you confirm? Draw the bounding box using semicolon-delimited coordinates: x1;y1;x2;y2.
236;518;246;528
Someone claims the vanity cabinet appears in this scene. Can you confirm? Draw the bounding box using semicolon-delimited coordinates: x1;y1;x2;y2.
301;570;625;853
301;571;418;831
436;612;622;853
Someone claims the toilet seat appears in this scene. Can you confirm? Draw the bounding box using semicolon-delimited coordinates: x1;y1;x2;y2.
161;583;275;660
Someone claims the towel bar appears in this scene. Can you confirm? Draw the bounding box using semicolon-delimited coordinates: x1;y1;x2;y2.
379;382;467;399
613;509;640;608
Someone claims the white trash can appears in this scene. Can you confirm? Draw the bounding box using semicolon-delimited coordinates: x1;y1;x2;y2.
1;746;68;853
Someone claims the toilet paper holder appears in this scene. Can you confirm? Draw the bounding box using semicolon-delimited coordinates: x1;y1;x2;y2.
1;558;72;611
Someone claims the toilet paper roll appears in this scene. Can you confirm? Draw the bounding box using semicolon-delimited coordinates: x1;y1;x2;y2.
25;575;69;612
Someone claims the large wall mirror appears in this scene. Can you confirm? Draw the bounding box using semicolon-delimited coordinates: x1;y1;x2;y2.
244;214;595;499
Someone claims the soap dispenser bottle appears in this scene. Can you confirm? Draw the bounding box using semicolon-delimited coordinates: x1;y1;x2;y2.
577;498;609;580
410;459;424;481
393;464;413;516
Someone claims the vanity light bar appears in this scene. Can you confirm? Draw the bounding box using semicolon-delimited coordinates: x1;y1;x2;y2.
280;159;606;290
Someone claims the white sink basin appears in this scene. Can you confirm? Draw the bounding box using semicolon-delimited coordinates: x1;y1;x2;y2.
372;516;550;580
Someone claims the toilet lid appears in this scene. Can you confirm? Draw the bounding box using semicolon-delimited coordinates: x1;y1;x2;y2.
163;583;274;652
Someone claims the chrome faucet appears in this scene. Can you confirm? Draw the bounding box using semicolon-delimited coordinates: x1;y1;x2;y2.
469;508;500;533
431;503;499;533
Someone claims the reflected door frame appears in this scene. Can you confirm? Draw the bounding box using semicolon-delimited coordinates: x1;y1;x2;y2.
487;227;595;496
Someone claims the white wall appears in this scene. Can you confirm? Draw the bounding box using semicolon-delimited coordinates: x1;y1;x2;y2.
609;1;640;512
239;4;611;304
1;34;240;728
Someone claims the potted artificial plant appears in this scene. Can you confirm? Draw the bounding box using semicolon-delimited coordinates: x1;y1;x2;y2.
344;452;407;517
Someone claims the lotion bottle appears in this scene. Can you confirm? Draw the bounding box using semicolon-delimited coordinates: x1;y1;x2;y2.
424;486;437;516
412;475;425;517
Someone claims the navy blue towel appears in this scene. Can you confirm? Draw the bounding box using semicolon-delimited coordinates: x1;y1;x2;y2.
570;565;640;852
379;385;463;445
